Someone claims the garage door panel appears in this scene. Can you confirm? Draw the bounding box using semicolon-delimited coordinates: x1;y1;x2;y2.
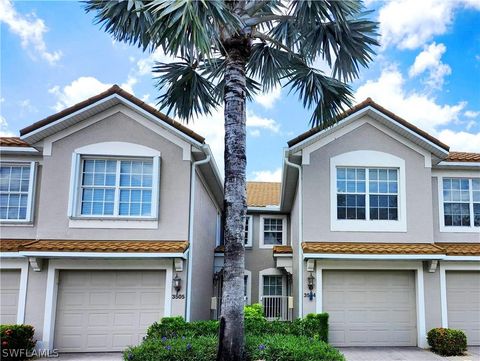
0;270;20;324
55;270;166;352
447;271;480;346
323;270;417;347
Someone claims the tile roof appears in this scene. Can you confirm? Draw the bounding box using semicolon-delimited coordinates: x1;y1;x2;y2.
10;240;189;253
287;98;450;151
247;181;281;207
0;239;34;252
19;85;205;144
445;152;480;162
302;242;444;255
0;137;30;147
273;245;293;254
436;243;480;256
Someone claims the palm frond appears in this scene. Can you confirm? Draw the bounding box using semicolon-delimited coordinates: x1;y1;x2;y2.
153;59;219;121
285;61;353;127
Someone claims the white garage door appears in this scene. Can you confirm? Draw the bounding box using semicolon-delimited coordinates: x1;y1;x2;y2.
323;270;417;346
54;270;166;352
447;271;480;345
0;270;20;324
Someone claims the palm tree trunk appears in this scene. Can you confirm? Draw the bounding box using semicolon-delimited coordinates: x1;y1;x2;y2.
217;40;249;361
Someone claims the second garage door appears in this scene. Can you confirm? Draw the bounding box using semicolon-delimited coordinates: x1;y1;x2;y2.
0;269;20;324
54;270;166;352
323;270;417;346
447;271;480;345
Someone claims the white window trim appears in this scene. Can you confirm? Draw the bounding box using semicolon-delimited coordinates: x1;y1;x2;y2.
244;269;252;305
0;161;37;224
0;258;29;324
41;258;173;351
245;215;253;248
437;175;480;233
259;215;287;249
439;262;480;328
330;150;407;232
258;268;287;301
314;259;427;348
67;142;161;225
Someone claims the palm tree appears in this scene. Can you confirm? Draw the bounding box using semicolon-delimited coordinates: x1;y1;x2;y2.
84;1;378;360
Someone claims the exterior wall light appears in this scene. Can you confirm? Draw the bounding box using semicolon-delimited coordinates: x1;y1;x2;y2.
307;272;315;301
173;273;182;295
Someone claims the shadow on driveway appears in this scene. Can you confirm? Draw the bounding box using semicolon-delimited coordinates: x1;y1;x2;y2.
338;346;480;361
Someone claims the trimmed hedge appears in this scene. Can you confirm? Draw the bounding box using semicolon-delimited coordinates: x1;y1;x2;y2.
0;325;36;361
124;334;344;361
427;328;467;356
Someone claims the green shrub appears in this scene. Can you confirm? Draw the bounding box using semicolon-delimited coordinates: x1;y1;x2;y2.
0;325;36;361
146;317;218;339
124;335;217;361
246;334;344;361
427;328;467;356
244;303;264;320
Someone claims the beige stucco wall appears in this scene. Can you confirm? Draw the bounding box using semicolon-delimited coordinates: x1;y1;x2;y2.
431;177;480;243
14;111;191;240
303;121;434;243
24;261;48;340
190;171;218;320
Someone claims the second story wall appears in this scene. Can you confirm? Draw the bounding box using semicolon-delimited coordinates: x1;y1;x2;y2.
302;120;434;243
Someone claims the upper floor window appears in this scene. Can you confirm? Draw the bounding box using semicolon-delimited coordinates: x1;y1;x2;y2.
260;215;286;248
336;167;398;221
244;215;252;247
0;162;36;222
68;142;160;222
442;178;479;229
330;150;406;232
80;158;153;217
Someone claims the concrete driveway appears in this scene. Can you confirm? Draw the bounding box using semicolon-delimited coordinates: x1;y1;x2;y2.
338;347;480;361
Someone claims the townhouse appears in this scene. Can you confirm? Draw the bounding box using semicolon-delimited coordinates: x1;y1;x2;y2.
1;87;478;352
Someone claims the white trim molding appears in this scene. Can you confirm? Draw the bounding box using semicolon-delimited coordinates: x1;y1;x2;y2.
244;269;252;305
439;261;480;328
259;215;287;249
258;267;287;301
304;253;443;260
244;215;253;248
42;259;174;351
330;150;407;232
19;251;187;259
0;258;29;324
315;259;428;348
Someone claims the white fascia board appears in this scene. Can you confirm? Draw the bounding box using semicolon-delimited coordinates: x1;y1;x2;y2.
443;256;480;261
18;251;187;259
273;254;293;258
247;206;282;212
303;253;445;260
0;147;39;154
0;252;24;258
435;162;480;168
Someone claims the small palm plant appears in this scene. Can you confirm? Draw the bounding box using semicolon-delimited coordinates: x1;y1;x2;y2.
84;1;379;360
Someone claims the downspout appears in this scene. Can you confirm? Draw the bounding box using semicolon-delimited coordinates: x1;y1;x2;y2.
186;146;211;322
284;153;303;318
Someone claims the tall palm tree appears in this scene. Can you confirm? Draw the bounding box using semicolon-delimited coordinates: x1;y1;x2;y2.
84;1;378;360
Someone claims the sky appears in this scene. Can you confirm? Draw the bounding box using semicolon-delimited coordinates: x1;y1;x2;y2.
1;0;479;182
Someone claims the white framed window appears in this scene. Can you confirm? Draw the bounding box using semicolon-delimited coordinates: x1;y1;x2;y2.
260;215;287;248
439;176;480;232
0;162;36;222
68;142;160;222
330;150;407;232
244;215;253;247
244;270;252;304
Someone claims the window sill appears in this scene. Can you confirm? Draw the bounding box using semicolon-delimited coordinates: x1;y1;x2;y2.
331;219;407;232
69;218;158;229
439;226;480;233
0;220;34;226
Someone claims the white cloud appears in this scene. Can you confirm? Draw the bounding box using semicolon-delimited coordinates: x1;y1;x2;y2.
247;113;280;134
0;116;15;137
18;99;37;114
378;0;480;50
436;129;480;152
0;0;62;64
49;77;112;111
251;168;282;182
464;110;480;119
409;42;451;89
254;86;281;109
137;48;175;76
355;65;465;133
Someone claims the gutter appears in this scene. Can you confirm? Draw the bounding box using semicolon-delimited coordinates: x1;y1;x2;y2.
186;145;211;322
284;152;303;318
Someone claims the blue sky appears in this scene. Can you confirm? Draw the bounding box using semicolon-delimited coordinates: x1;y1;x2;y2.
1;0;479;181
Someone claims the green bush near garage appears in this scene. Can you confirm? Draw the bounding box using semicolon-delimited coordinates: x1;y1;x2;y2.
0;324;36;361
427;328;467;356
131;305;335;360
